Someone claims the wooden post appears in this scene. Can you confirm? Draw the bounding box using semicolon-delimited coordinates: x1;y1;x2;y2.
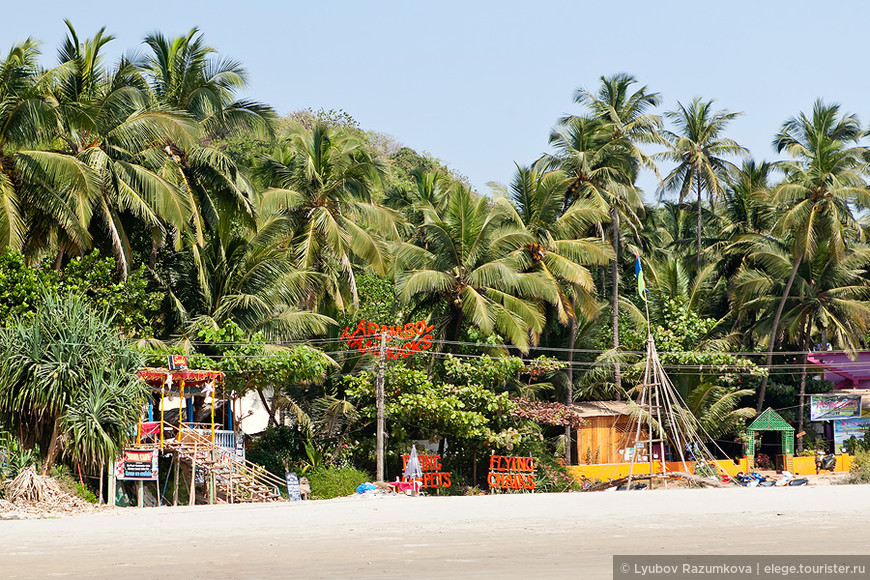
107;461;116;509
173;450;179;507
189;441;197;506
210;392;216;445
160;381;166;450
209;450;216;505
179;380;185;426
137;480;144;508
99;461;104;506
375;330;387;482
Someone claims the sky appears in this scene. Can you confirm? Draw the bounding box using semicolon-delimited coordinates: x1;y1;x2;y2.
4;1;870;198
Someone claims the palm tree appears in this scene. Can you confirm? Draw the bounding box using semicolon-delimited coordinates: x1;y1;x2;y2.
657;98;746;268
24;22;197;277
144;28;275;139
162;212;333;340
144;28;275;253
753;100;869;411
255;122;396;310
492;160;613;459
571;73;663;173
685;383;755;442
549;115;641;390
735;241;870;443
396;184;555;351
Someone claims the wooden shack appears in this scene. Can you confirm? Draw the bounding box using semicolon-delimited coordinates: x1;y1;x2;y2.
574;401;648;464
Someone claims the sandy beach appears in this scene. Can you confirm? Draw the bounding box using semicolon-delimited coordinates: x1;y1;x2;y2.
2;484;869;579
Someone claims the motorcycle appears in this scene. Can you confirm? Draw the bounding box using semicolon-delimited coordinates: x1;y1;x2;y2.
815;452;836;474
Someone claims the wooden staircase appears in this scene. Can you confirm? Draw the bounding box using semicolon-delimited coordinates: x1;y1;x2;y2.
161;426;285;503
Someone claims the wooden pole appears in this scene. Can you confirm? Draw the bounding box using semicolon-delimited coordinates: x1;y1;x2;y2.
375;330;387;482
209;449;216;505
179;380;185;427
99;461;104;506
160;380;166;450
189;441;197;506
107;461;115;509
210;389;216;445
137;480;144;508
173;450;179;506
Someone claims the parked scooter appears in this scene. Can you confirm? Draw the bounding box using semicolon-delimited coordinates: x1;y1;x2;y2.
816;452;836;474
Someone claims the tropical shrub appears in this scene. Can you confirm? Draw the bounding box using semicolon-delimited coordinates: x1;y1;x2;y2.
307;466;371;500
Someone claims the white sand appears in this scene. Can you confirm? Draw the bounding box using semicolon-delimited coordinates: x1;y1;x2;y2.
2;485;869;579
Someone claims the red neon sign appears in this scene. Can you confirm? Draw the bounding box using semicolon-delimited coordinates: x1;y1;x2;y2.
340;319;435;359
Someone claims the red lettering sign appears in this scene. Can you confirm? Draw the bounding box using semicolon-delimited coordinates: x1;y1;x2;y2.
487;455;536;491
401;453;451;489
341;319;435;358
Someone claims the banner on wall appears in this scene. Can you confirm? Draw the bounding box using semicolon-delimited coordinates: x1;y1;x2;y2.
833;417;870;447
810;395;862;421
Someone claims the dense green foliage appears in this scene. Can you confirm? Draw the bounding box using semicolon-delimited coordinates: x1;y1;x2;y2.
3;23;870;486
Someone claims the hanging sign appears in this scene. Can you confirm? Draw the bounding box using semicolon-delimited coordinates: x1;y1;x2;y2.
340;319;434;359
810;395;862;421
167;355;188;371
285;472;302;501
487;455;536;491
401;453;451;488
115;449;159;481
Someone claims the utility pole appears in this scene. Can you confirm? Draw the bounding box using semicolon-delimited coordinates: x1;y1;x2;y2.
375;330;387;482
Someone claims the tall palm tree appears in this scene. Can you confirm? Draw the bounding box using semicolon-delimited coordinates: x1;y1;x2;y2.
736;241;870;444
572;73;663;174
255;122;396;310
162;212;333;340
549;115;641;390
25;22;197;277
753;100;869;411
143;28;275;139
657;98;746;269
396;184;555;351
492;160;613;459
144;28;275;252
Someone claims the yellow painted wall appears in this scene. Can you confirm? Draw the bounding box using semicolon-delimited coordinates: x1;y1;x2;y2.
567;455;854;482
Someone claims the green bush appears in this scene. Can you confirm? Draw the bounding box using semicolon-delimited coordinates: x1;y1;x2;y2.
848;450;870;484
307;466;372;500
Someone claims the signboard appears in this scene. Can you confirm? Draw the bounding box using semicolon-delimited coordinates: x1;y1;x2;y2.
810;395;862;421
487;455;536;491
834;417;870;447
401;453;451;488
115;449;158;481
341;319;435;359
167;355;188;371
285;472;302;501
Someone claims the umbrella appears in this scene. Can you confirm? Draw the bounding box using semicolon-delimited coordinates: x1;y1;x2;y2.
403;444;423;482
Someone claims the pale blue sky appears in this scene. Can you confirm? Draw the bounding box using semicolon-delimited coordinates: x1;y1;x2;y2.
5;1;869;197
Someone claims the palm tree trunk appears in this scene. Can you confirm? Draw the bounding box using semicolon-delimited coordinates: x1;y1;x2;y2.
256;388;278;427
611;206;621;392
565;315;577;464
696;179;702;270
756;255;802;412
796;316;812;454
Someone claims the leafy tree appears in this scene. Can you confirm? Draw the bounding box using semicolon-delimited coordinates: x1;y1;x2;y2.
0;292;146;473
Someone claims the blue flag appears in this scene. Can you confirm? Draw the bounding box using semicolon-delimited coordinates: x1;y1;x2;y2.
635;254;647;301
